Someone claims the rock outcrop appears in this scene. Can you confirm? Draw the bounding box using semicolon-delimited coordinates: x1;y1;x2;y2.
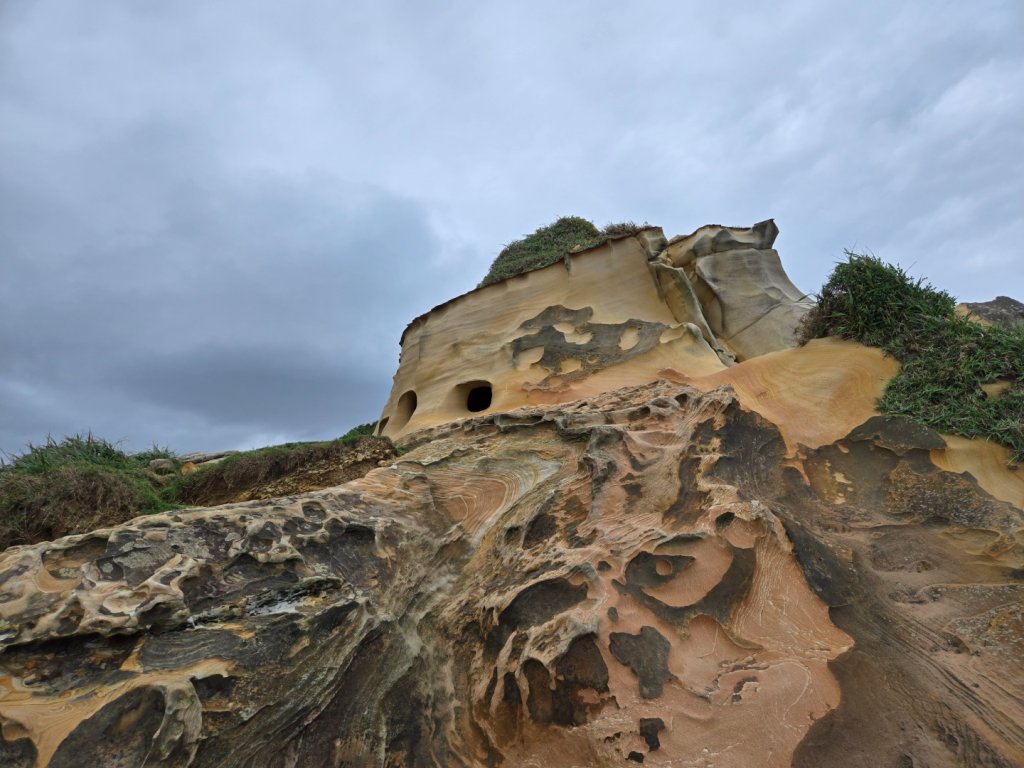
960;296;1024;330
1;342;1022;767
376;221;813;439
1;221;1022;767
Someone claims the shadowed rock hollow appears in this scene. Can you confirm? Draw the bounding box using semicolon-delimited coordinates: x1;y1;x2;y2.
0;222;1021;767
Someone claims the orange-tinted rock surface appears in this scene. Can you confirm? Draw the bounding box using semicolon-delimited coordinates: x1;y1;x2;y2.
1;369;1022;766
375;221;813;440
1;223;1022;766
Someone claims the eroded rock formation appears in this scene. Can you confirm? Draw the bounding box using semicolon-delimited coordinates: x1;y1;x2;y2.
376;221;813;439
960;296;1024;330
1;220;1022;766
1;344;1022;766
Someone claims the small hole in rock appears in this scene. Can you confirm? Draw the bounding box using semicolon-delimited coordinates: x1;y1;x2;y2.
467;385;492;412
715;512;735;531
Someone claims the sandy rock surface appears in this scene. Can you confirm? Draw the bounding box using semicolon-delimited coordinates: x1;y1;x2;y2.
376;221;813;440
1;365;1021;766
2;225;1021;766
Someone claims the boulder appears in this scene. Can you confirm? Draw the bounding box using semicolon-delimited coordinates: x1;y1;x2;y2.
148;458;177;474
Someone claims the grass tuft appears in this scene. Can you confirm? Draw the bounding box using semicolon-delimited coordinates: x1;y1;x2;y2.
479;216;603;287
478;217;658;287
338;422;377;442
799;252;1024;463
601;220;651;237
172;429;389;507
0;434;178;549
0;422;388;550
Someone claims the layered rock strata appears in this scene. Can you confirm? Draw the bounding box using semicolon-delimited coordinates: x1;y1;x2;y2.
376;221;813;439
1;356;1022;766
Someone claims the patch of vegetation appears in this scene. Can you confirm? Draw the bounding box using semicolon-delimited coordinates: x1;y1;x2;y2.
173;425;388;506
339;421;377;442
479;216;603;287
799;252;1024;463
601;220;651;237
0;434;177;550
0;422;388;550
478;217;659;287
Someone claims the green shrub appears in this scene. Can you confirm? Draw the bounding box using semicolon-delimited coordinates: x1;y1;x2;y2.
0;434;177;549
479;216;603;287
339;421;377;442
800;252;1024;463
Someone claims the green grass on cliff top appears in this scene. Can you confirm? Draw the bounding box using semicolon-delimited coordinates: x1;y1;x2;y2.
478;217;651;287
479;216;602;287
799;252;1024;463
0;434;178;549
0;422;380;550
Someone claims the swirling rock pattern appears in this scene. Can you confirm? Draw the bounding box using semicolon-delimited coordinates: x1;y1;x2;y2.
1;380;1022;767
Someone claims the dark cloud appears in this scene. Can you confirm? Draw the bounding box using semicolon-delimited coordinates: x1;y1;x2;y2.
113;345;383;432
1;1;1022;454
0;114;455;452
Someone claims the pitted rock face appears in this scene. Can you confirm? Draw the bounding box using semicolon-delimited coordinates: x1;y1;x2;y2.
375;220;813;439
2;379;1021;767
510;305;670;389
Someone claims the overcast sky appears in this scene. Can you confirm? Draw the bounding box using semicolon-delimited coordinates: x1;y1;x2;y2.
2;1;1022;456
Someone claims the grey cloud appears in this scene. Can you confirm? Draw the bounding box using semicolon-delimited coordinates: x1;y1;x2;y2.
112;345;384;432
1;0;1022;455
0;116;458;453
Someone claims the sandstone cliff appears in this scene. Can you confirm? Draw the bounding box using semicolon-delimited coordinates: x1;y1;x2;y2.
1;224;1022;768
376;221;812;439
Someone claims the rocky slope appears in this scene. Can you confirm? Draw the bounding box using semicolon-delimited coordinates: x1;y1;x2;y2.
2;217;1022;767
1;338;1021;767
174;438;397;508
